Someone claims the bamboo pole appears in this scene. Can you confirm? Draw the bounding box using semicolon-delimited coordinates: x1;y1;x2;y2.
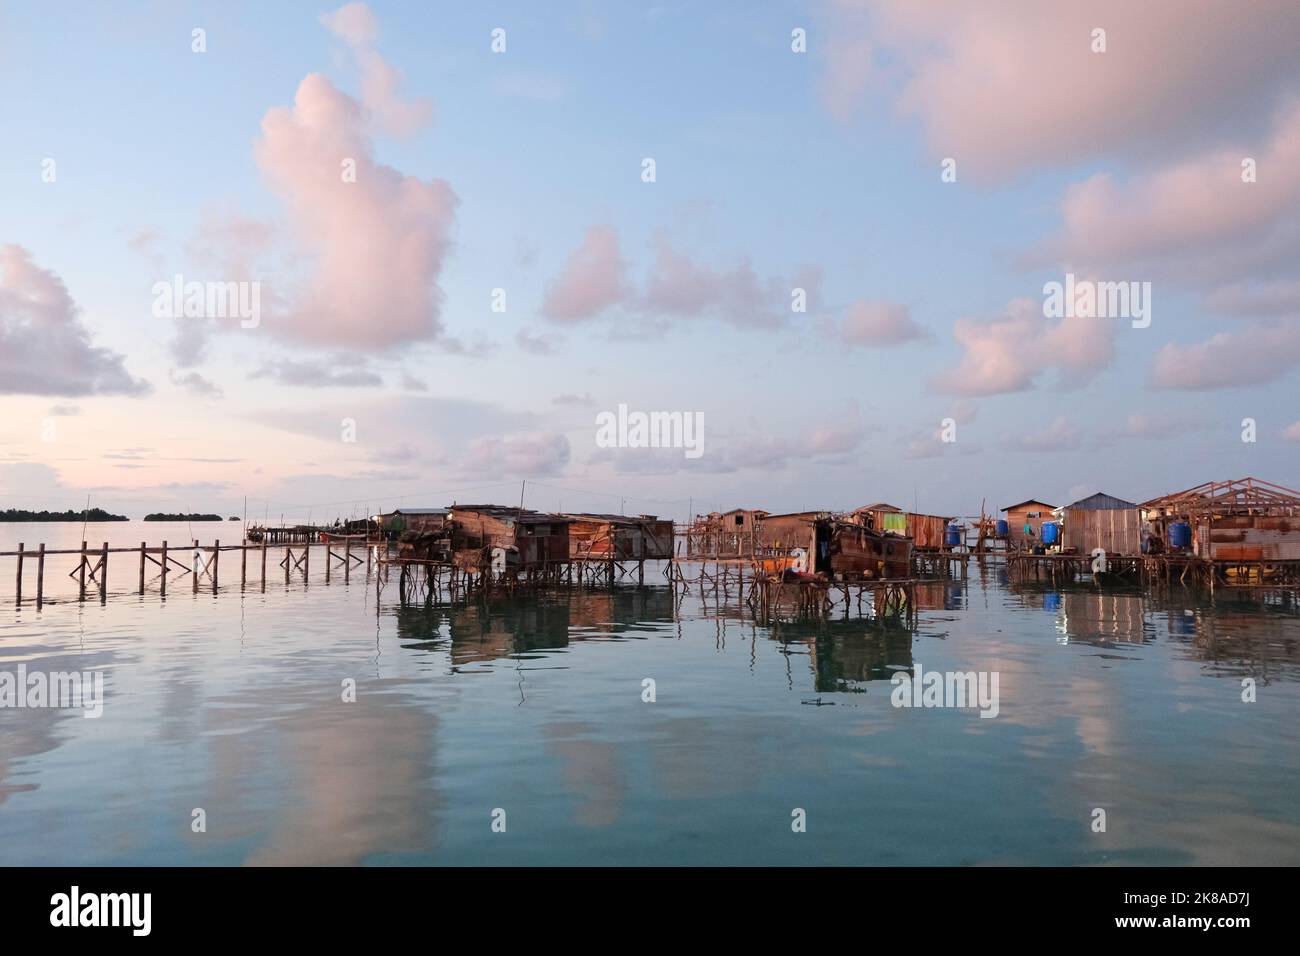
15;542;23;605
100;541;109;603
303;540;310;584
78;540;87;602
193;539;199;594
284;547;291;585
261;540;267;591
325;539;332;584
139;542;146;595
160;541;168;598
213;539;220;594
241;537;247;590
36;544;45;609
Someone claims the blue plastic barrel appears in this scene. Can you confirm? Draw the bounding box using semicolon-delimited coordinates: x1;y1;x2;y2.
995;519;1009;536
1041;521;1059;545
1169;522;1191;549
945;524;962;547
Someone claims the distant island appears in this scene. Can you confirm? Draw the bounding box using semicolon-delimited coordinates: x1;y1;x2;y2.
1;508;129;522
143;513;224;522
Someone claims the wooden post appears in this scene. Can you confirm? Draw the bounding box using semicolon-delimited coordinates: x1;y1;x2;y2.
213;539;220;594
345;537;352;584
285;547;291;585
325;539;332;584
36;544;45;609
241;538;247;590
79;540;87;602
260;540;267;591
193;539;199;594
160;541;168;598
139;542;146;595
101;541;109;603
15;543;23;605
304;541;310;584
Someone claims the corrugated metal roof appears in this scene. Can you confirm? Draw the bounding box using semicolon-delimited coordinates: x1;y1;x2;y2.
1063;492;1139;511
564;512;663;524
450;504;572;523
392;507;449;516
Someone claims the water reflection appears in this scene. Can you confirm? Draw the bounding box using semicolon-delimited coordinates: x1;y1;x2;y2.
1;570;1299;866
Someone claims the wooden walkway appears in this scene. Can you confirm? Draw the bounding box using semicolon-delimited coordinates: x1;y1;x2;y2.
2;536;372;608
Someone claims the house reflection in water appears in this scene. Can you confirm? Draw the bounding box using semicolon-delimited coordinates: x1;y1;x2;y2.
805;623;915;694
391;588;679;669
1053;591;1151;647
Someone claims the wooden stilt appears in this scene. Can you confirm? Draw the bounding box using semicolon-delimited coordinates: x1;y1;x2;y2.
325;540;332;584
36;544;45;609
241;537;247;590
304;541;310;584
212;539;219;594
15;542;23;606
79;540;87;602
139;542;146;595
160;541;168;598
261;540;267;591
100;541;109;603
345;538;351;583
193;539;199;594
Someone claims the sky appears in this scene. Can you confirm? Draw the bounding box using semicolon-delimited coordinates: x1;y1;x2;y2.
2;0;1299;523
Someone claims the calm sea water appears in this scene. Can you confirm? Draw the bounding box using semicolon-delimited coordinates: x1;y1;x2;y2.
1;521;1298;865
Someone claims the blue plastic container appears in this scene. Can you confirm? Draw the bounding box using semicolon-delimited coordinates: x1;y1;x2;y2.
945;524;962;547
1169;522;1191;549
1041;521;1059;545
995;519;1009;536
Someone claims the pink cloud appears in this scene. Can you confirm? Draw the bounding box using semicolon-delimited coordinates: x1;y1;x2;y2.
822;1;1300;179
1038;100;1300;280
255;70;457;349
935;297;1115;396
1150;322;1300;390
835;300;927;347
0;245;149;396
320;3;433;137
541;226;821;328
642;237;818;327
541;225;631;322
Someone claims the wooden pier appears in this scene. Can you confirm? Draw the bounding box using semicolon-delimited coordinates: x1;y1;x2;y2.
6;536;1298;613
2;535;371;608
